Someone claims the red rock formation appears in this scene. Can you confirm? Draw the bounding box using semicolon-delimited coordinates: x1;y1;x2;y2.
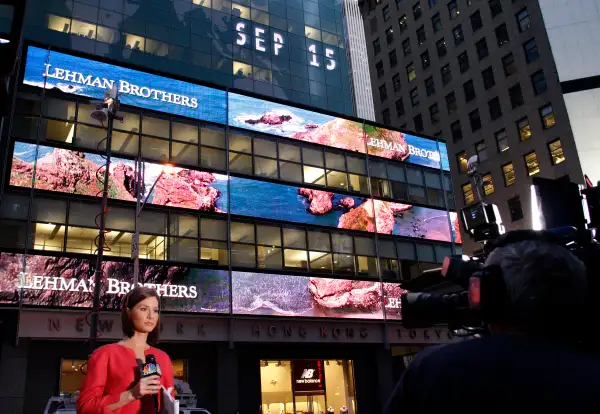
291;118;366;153
112;164;137;198
245;112;292;125
298;188;335;215
337;200;412;234
453;213;463;244
308;279;382;310
153;169;221;211
389;202;413;215
366;128;410;161
339;197;355;209
34;149;95;193
9;157;33;187
337;205;374;232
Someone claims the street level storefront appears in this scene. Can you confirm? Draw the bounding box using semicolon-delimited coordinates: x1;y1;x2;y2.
2;309;459;414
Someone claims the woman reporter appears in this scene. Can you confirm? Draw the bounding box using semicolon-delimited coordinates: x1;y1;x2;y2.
77;286;175;414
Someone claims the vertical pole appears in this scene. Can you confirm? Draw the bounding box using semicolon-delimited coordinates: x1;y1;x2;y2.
133;153;142;286
89;114;114;354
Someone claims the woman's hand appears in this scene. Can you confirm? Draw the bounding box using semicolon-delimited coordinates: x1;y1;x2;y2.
130;375;162;399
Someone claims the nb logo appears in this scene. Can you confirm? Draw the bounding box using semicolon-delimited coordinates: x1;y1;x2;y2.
300;369;315;379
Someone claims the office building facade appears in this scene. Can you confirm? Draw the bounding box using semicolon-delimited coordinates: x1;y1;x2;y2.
361;0;587;252
0;1;461;413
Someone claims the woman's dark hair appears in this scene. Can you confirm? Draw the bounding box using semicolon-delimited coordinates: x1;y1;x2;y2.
121;286;161;345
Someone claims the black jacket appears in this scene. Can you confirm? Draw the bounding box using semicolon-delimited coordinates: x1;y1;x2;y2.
384;334;600;414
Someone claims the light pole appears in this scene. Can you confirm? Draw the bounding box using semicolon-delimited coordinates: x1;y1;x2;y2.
132;161;173;286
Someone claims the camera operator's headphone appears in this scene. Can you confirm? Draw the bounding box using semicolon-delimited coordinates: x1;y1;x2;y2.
468;229;570;324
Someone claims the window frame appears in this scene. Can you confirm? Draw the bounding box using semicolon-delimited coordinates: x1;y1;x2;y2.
524;150;540;176
548;138;565;165
502;162;516;187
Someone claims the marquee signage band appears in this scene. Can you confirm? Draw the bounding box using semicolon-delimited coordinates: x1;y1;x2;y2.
22;46;449;171
22;46;227;124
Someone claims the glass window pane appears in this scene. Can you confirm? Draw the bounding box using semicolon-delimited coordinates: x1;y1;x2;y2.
357;256;378;277
112;110;140;133
326;170;347;190
68;200;98;227
302;147;324;166
105;205;135;231
406;167;424;185
172;121;199;143
387;164;405;181
70;19;96;39
0;193;29;220
310;252;332;272
230;132;252;153
325;152;346;170
257;224;282;246
111;131;139;156
170;214;198;237
308;230;331;251
378;239;396;258
200;217;227;240
397;240;416;259
231;221;255;242
255;157;278;178
303;166;326;185
142;234;166;261
424;171;441;189
258;246;282;269
201;147;226;171
172;142;198;166
201;240;228;265
201;126;226;148
169;238;199;262
348;174;369;194
369;160;387;178
34;223;65;252
279;161;302;182
284;248;308;269
283;227;306;248
354;236;375;255
142;116;170;138
141;136;169;161
44;119;75;144
97;25;119;43
43;97;76;120
230;152;253;174
332;233;353;253
346;156;367;174
74;123;108;148
254;138;277;157
417;243;435;262
231;243;256;267
279;143;301;161
333;253;355;274
138;210;167;235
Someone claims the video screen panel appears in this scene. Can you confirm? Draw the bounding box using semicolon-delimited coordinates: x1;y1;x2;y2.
23;46;227;124
10;142;228;213
0;253;229;312
232;271;407;320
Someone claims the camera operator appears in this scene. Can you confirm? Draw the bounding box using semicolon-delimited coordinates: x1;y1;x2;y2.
384;230;600;414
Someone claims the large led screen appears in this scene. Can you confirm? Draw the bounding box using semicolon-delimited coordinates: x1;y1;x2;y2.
229;177;459;243
23;46;227;124
365;124;450;171
232;271;407;320
0;253;229;312
10;142;228;213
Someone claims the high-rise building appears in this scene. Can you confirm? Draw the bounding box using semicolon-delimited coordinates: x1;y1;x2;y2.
0;1;461;412
361;0;590;252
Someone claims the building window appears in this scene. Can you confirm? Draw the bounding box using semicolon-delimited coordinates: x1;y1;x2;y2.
386;28;396;45
370;16;378;34
495;23;509;46
482;66;495;89
441;64;452;85
482;173;494;195
406;62;417;82
383;4;391;21
410;87;419;107
379;84;388;102
495;128;509;152
432;13;442;33
392;73;402;92
382;109;391;125
421;50;431;69
489;0;502;17
462;183;474;204
524;151;540;176
390;49;398;67
458;51;470;73
502;53;516;77
469;109;482;132
451;120;462;142
425;76;436;96
523;38;539;62
429;0;439;7
436;38;447;57
540;104;556;129
413;2;422;20
373;38;381;55
475;139;487;162
509;84;524;108
402;38;412;56
447;0;459;19
376;61;384;78
446;92;457;114
414;114;424;132
452;24;464;45
457;151;469;173
508;196;523;221
476;38;489;60
517;7;531;32
399;14;408;33
488;97;502;120
463;80;475;102
531;70;548;95
395;98;405;116
417;25;427;44
548;139;565;165
502;162;516;186
517;117;532;141
429;103;440;124
470;10;483;32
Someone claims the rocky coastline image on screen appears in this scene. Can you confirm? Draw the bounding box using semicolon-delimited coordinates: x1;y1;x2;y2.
10;142;228;213
232;271;407;320
230;177;459;243
0;253;230;312
23;46;227;124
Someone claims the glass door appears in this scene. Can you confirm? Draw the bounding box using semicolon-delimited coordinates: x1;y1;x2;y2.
294;394;326;414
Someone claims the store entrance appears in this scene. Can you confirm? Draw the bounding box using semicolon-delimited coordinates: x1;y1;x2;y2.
260;359;356;414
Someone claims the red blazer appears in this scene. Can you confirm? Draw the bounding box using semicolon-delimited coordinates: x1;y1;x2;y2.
77;343;175;414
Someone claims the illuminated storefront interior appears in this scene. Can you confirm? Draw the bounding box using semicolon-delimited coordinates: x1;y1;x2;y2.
260;360;356;414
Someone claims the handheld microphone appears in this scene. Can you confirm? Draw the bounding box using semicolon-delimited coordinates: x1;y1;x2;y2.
142;354;161;414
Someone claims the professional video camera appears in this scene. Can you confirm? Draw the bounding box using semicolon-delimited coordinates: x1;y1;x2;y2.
401;172;600;343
